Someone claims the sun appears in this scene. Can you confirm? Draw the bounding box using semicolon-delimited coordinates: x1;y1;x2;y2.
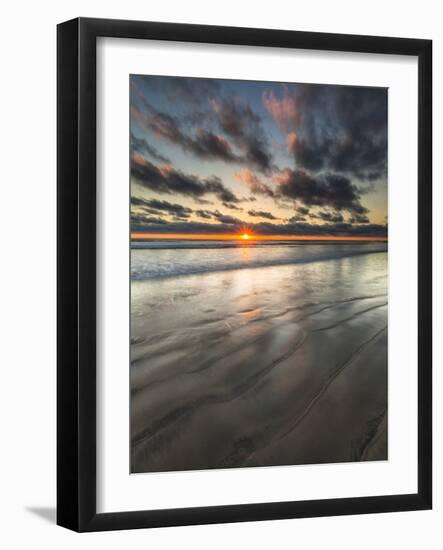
241;233;250;240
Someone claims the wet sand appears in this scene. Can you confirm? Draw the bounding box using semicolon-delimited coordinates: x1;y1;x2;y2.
130;250;387;473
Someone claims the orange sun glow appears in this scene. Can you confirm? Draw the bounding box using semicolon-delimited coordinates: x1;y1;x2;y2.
241;233;250;240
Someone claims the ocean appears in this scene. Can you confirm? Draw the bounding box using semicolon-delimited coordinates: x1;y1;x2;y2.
131;240;387;280
130;241;388;473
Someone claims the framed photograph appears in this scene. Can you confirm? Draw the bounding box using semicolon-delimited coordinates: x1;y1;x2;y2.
57;18;432;531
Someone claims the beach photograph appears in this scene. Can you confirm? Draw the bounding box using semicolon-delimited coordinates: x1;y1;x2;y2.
129;75;388;474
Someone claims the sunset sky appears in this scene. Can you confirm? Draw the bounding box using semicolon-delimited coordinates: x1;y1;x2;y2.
130;75;388;239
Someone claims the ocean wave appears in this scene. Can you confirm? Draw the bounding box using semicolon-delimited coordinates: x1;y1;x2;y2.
131;243;387;281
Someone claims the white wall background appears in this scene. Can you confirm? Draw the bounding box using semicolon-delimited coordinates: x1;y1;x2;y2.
0;0;440;547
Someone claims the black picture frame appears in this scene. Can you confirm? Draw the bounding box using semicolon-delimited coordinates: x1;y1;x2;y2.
57;17;432;532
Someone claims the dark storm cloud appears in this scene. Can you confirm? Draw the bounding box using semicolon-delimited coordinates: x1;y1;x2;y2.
130;76;386;232
131;198;163;216
195;209;213;219
248;209;279;220
133;98;274;173
131;196;150;207
130;133;170;164
132;196;193;218
131;156;240;203
288;215;307;223
212;213;242;225
130;213;168;226
295;205;310;216
349;213;370;224
191;129;239;162
275;169;369;216
314;211;345;223
222;202;243;211
134;75;221;105
264;84;387;181
275;199;296;210
134;105;240;164
204;176;239;203
131;218;387;238
209;98;273;174
194;197;214;205
163;77;220;104
194;209;242;225
131;156;202;195
234;169;275;197
266;221;387;237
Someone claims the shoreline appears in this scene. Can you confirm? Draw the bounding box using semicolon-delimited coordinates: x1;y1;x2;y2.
130;250;388;473
131;249;387;282
131;242;387;282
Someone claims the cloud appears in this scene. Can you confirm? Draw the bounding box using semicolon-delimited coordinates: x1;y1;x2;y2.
263;88;298;131
288;215;307;223
295;205;309;216
131;213;169;227
132;196;193;218
160;76;220;105
287;132;298;154
248;209;279;220
210;98;273;173
348;213;370;224
194;198;213;205
222;202;243;211
314;211;344;223
275;169;369;216
133;95;276;172
131;155;240;203
195;209;213;219
134;105;240;164
130;133;170;164
131;218;387;237
131;99;271;173
131;154;202;196
264;84;387;181
191;129;239;162
133;75;220;106
234;169;275;197
131;76;386;229
204;176;240;203
194;209;242;225
212;213;242;225
132;97;273;173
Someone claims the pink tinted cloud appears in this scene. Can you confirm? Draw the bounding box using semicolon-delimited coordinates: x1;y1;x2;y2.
262;88;297;131
287;131;298;153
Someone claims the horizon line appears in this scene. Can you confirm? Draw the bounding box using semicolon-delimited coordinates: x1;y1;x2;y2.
131;233;387;242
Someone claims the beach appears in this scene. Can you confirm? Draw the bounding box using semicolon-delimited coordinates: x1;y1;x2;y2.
130;241;388;473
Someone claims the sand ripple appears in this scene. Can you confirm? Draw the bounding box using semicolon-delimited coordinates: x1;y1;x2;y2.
131;251;388;472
